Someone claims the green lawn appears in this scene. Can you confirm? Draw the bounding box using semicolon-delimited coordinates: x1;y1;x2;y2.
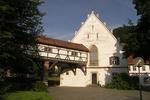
4;91;53;100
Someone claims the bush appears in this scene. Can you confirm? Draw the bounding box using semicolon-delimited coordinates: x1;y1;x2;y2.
105;73;138;90
31;81;48;92
3;78;33;91
0;82;11;100
129;76;139;89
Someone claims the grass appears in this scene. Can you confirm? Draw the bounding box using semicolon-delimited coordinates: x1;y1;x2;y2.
4;91;53;100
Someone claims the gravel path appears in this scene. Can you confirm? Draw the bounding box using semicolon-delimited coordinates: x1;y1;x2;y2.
48;87;150;100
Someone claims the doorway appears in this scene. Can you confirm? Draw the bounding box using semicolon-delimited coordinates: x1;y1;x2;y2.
92;73;97;84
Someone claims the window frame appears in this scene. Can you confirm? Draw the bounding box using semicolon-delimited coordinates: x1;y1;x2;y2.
71;51;78;57
109;56;120;65
89;45;99;66
142;66;146;71
44;47;52;53
133;65;136;71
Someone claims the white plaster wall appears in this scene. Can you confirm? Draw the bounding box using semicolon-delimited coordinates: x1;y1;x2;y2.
60;69;88;87
60;12;128;87
60;67;128;87
38;44;88;62
72;12;127;67
129;65;150;73
129;65;150;86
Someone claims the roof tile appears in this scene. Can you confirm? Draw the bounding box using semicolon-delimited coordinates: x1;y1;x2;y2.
37;36;89;52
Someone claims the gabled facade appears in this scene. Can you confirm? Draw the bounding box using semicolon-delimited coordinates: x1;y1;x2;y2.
60;11;128;87
128;55;150;86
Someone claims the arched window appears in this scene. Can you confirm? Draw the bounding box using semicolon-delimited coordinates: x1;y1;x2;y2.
89;45;98;66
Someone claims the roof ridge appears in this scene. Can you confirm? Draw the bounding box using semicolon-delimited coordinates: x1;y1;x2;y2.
37;35;89;52
72;11;116;41
38;35;84;45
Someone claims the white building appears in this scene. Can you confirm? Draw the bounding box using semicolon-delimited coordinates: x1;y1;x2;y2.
128;56;150;86
60;11;128;87
37;36;89;85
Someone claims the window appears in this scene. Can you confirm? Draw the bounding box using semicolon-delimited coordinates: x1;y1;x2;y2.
142;66;146;71
109;56;119;65
71;51;78;56
66;72;69;75
44;47;52;52
39;46;45;51
133;65;136;71
128;66;131;71
97;33;99;39
89;45;98;66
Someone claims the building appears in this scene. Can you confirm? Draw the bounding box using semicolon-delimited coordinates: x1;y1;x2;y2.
59;11;128;87
37;36;89;85
128;55;150;86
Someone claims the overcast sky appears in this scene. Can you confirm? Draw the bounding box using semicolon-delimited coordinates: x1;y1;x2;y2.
39;0;139;40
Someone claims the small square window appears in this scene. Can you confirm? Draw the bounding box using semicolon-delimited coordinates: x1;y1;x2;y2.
66;72;69;75
39;46;45;51
44;47;52;52
133;66;136;71
142;66;146;71
109;56;119;65
97;33;99;39
128;66;131;71
71;52;78;56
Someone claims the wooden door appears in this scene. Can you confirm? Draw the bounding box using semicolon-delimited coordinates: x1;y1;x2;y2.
92;73;97;84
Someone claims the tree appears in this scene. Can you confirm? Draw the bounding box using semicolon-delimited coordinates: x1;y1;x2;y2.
113;21;138;57
0;0;43;75
113;0;150;60
133;0;150;59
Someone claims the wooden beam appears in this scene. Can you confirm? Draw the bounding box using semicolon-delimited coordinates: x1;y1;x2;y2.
42;60;49;86
49;61;58;70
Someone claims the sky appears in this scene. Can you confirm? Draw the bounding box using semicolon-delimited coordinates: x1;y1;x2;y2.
39;0;139;40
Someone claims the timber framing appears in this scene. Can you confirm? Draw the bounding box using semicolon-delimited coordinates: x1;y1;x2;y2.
37;36;88;84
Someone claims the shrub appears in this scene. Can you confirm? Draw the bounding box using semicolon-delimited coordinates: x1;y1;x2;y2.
3;78;33;91
31;81;48;92
0;82;11;100
129;76;139;89
105;73;138;90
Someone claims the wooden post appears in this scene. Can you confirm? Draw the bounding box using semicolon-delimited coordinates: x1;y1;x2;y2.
42;60;49;86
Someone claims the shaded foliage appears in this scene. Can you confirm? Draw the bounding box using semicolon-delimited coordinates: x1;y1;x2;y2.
31;81;48;92
105;73;138;90
133;0;150;59
0;0;43;75
113;0;150;60
113;24;138;57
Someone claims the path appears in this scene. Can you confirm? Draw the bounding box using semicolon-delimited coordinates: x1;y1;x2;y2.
48;87;150;100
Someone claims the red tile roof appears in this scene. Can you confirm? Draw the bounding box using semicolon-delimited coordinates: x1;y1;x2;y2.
128;55;150;65
128;55;134;65
37;36;89;52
